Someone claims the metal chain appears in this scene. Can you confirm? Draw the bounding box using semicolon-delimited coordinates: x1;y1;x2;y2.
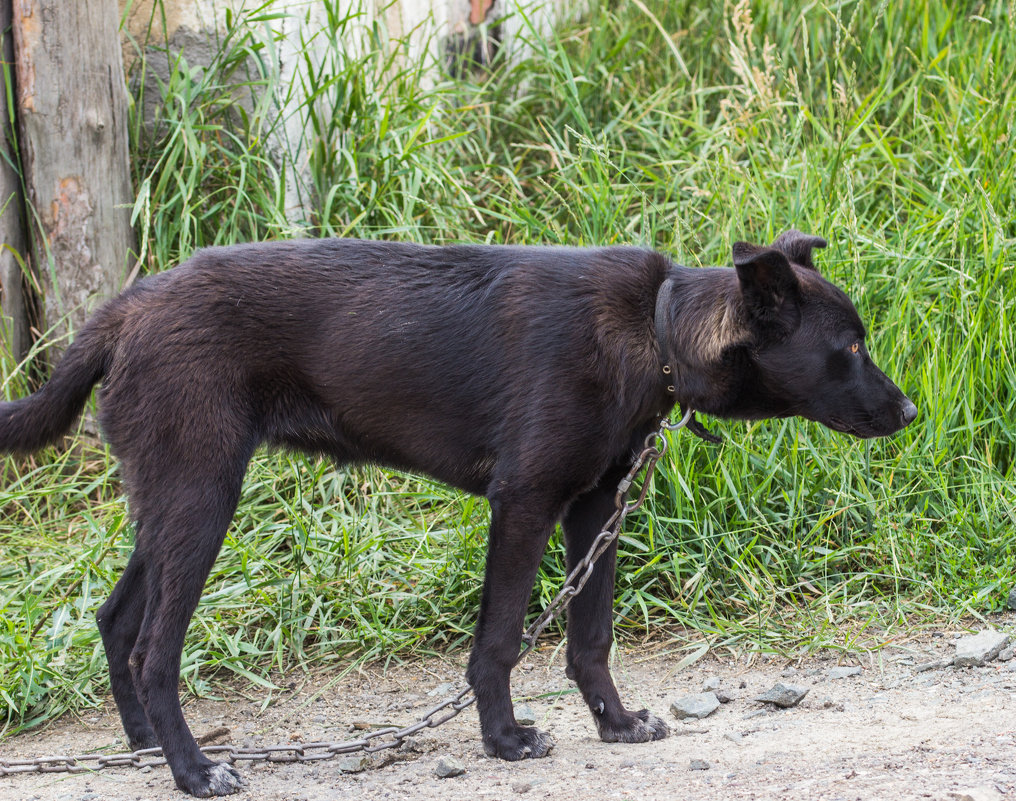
0;411;692;778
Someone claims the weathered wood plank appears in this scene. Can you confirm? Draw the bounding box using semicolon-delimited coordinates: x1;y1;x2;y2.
0;1;31;364
12;0;135;346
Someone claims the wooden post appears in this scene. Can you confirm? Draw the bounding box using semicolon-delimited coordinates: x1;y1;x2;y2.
0;0;31;365
11;0;135;348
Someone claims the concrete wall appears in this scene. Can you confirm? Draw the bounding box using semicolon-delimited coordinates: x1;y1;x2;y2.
118;0;571;222
118;0;546;68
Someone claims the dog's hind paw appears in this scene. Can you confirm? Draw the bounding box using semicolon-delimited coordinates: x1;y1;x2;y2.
176;762;247;797
597;708;670;744
483;726;555;760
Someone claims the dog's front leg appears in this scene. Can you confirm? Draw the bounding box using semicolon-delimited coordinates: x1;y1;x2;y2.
562;467;669;744
467;495;557;760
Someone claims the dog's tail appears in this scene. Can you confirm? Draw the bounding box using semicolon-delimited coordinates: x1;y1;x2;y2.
0;302;123;453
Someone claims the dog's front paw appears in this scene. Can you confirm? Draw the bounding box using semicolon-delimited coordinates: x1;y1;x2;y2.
126;731;160;751
596;708;669;744
483;726;555;760
174;762;247;798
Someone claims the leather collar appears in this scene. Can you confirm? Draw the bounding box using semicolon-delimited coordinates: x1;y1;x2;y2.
654;278;676;395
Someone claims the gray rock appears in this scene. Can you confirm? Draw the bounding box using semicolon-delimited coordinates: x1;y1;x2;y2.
754;682;809;708
723;731;744;744
997;646;1014;662
670;692;721;720
337;755;370;773
828;666;862;680
1007;586;1016;611
954;631;1011;667
435;755;466;778
689;758;711;770
715;688;735;704
514;703;537;726
702;676;722;692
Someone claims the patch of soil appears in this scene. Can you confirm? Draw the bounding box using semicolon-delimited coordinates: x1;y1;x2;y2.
4;615;1015;801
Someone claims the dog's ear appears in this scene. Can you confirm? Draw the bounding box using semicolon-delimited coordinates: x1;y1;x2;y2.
769;229;827;271
732;241;801;328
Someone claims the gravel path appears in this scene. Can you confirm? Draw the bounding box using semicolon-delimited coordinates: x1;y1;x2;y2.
4;614;1015;801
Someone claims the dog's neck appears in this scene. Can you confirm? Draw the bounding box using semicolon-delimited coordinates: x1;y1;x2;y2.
658;266;750;416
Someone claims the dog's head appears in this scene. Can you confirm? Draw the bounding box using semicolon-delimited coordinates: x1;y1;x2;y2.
731;230;916;439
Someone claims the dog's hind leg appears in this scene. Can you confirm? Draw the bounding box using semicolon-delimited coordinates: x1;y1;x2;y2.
96;539;157;749
562;466;669;744
467;493;559;760
126;461;251;797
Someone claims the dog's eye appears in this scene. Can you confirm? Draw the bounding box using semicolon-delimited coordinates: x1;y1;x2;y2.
849;342;860;354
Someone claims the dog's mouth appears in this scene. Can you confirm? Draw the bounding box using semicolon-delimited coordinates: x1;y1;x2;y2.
825;412;912;440
827;416;871;438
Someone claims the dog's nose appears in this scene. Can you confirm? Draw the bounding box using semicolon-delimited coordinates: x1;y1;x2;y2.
900;399;917;426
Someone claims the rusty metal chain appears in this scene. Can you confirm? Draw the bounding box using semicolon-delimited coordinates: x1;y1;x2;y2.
0;410;692;778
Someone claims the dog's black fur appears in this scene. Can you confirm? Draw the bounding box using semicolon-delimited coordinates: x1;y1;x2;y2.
0;231;915;796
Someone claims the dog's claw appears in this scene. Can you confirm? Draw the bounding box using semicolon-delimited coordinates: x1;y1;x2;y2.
177;762;247;798
483;727;554;760
596;708;669;744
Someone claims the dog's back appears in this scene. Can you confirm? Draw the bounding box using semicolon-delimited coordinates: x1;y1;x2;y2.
12;239;665;494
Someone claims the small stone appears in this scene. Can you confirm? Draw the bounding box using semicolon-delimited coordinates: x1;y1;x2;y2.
828;666;862;680
714;688;735;704
1007;586;1016;611
754;682;809;708
337;755;370;773
689;758;710;771
512;781;532;794
672;727;708;736
723;731;743;744
428;682;456;697
954;631;1011;667
702;676;722;692
915;658;951;673
670;692;721;720
514;703;537;726
435;755;466;778
998;646;1014;662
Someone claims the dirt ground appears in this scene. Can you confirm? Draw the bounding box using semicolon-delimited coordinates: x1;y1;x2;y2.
3;614;1015;801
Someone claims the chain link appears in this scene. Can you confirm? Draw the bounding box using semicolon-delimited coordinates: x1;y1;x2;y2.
1;411;691;779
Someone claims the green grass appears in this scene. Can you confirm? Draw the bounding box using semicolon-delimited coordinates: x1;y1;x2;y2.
2;0;1015;734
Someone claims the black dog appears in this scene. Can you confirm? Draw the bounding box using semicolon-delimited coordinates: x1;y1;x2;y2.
0;231;915;796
